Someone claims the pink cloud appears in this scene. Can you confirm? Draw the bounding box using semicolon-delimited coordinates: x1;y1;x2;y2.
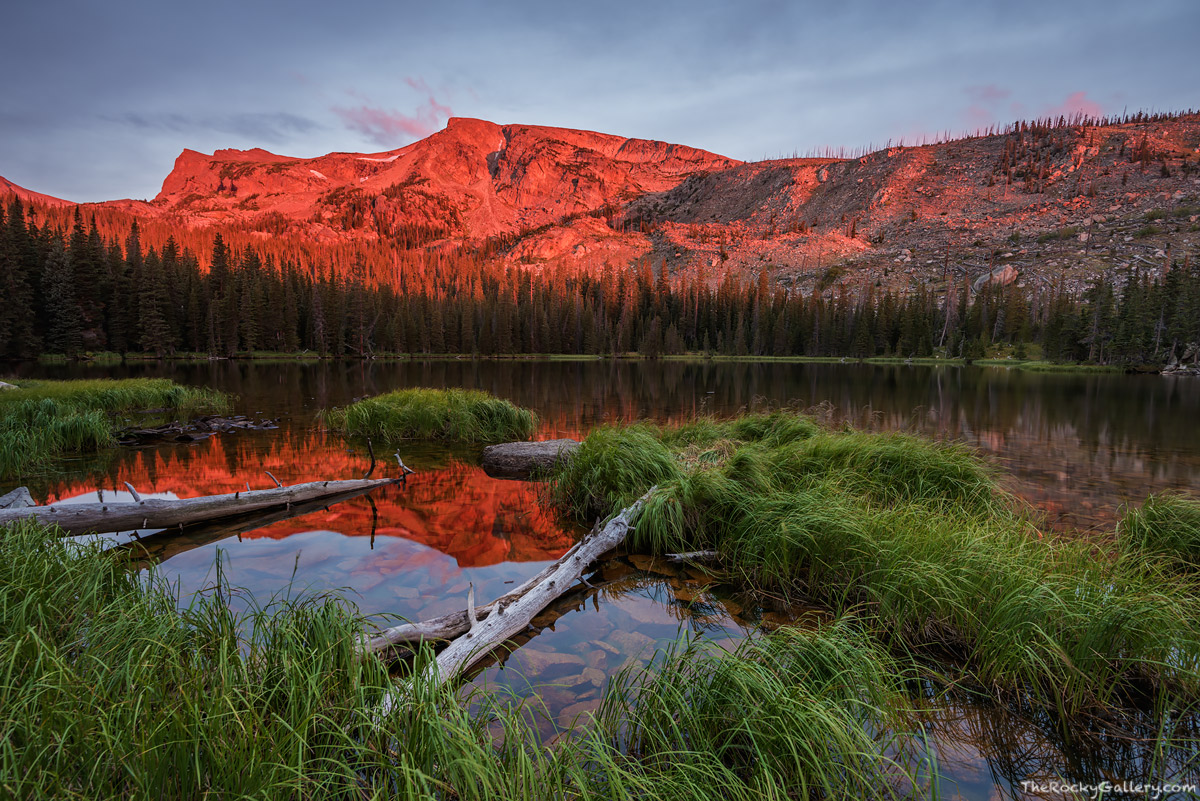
964;104;994;130
333;80;453;147
966;84;1010;104
960;85;1014;132
1041;91;1104;119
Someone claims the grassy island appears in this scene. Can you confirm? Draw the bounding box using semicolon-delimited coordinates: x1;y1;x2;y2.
0;378;228;479
324;388;537;444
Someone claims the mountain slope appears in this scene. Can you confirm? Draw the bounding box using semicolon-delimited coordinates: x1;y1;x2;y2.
0;176;73;209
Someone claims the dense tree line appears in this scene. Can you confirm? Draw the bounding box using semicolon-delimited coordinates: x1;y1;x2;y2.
1;197;1197;365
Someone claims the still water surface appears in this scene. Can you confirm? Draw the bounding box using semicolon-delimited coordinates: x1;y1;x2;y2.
10;359;1200;799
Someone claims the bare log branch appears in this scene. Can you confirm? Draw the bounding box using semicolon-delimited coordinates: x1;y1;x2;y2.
363;438;377;479
374;487;654;716
0;487;35;510
0;478;399;535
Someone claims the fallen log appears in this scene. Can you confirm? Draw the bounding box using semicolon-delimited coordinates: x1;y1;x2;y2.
375;487;654;715
0;478;399;535
112;485;386;570
481;439;579;479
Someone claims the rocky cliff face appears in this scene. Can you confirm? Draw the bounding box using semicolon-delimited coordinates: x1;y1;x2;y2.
138;118;741;245
617;115;1200;294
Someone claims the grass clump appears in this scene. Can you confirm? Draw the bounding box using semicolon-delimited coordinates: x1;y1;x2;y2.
550;412;1200;710
0;378;228;479
0;518;920;799
1119;493;1200;569
324;388;536;444
598;618;914;799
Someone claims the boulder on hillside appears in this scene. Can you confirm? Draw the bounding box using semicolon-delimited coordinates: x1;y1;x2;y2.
482;439;579;479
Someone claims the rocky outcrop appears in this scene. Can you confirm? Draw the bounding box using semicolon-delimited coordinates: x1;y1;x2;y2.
1163;344;1200;376
481;439;579;479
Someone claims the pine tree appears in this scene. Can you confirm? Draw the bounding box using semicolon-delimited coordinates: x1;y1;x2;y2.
42;239;83;355
0;198;41;357
138;249;172;356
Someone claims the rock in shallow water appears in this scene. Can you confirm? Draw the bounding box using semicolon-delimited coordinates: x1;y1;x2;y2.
481;439;579;479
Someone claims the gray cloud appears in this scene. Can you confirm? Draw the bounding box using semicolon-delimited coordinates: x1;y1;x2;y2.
109;112;324;143
1;0;1197;201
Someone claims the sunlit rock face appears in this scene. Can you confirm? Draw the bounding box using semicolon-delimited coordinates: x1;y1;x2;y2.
143;118;741;245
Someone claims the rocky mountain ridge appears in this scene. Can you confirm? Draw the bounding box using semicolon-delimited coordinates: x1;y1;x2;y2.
4;114;1199;294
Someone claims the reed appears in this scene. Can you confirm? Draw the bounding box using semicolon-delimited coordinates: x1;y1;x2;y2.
324;388;537;444
0;378;228;479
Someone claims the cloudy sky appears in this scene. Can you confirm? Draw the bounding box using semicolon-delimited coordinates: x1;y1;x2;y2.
2;0;1196;202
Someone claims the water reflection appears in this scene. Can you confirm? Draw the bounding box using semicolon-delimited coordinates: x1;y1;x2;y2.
14;359;1200;531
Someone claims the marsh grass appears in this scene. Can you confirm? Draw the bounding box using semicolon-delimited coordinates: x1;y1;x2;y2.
0;519;919;799
550;413;1200;710
0;378;228;479
597;618;916;799
324;388;537;444
1119;493;1200;569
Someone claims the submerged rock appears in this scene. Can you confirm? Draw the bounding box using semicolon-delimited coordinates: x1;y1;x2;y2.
481;439;579;479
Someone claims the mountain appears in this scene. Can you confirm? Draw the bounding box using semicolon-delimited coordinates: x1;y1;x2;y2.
0;176;73;209
109;118;741;263
4;113;1199;294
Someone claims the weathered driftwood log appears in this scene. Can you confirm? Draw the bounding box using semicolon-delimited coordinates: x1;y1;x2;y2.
0;478;399;535
480;439;579;479
363;532;592;653
113;486;386;570
374;487;654;715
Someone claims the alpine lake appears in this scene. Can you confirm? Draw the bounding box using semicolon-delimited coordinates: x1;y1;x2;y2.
9;358;1200;800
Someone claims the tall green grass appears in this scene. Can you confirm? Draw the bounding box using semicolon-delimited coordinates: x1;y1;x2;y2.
324;387;537;444
0;378;228;479
597;619;915;799
550;413;1200;710
0;518;920;799
1119;493;1200;570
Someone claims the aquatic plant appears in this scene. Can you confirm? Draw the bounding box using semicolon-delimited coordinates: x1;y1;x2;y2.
0;378;228;479
324;387;537;444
